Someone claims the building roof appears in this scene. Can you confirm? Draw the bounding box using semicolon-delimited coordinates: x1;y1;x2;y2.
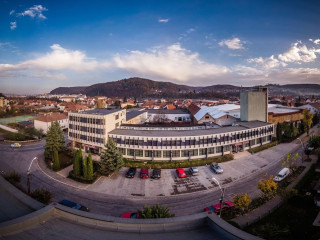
188;103;201;116
109;121;271;137
146;109;190;115
126;109;146;121
76;108;123;115
193;104;240;121
34;112;68;122
310;103;320;111
165;104;176;109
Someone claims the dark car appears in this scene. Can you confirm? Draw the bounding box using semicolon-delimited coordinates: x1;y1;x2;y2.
59;199;89;212
151;168;161;179
126;167;137;178
140;168;149;179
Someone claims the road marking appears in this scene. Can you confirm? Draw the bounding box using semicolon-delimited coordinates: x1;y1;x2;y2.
36;158;88;190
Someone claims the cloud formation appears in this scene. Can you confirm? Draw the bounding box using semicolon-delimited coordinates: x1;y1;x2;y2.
278;42;319;63
18;5;48;19
113;43;228;82
219;38;245;50
9;10;15;15
158;18;169;23
10;21;17;30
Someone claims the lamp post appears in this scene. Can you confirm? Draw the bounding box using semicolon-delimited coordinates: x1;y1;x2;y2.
27;157;37;194
212;177;225;218
297;138;304;162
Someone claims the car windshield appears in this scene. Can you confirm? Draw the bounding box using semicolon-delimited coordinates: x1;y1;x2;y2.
278;174;284;178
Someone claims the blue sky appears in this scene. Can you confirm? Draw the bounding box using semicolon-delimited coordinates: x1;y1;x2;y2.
1;0;320;94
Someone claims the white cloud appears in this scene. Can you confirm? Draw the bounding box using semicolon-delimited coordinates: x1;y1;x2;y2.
232;65;264;76
314;39;320;45
186;28;195;33
278;42;319;63
219;38;245;50
10;21;17;30
18;5;48;19
248;55;287;69
113;43;228;82
158;18;169;23
9;10;15;15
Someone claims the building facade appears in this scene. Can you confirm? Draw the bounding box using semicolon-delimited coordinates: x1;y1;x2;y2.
34;112;68;134
68;109;126;153
109;121;273;161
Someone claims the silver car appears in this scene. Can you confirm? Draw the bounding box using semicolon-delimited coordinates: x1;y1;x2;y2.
189;167;199;176
210;162;223;174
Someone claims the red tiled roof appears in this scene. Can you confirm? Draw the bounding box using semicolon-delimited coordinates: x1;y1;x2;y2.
34;112;68;122
188;103;201;116
165;104;176;109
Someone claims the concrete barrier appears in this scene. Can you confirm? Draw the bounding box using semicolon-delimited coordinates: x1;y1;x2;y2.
0;124;18;133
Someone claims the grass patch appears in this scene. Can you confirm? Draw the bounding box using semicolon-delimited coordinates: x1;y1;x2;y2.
248;141;278;154
245;195;320;240
123;154;234;169
45;150;73;171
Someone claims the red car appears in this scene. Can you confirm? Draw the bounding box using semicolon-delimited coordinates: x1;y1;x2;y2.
176;168;186;178
204;201;234;213
121;212;139;218
140;168;149;179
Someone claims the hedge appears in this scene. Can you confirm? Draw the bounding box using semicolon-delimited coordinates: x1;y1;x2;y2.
123;154;234;169
248;141;278;154
68;170;100;184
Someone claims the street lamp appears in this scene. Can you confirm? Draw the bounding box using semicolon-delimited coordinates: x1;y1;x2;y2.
27;157;37;194
297;138;304;162
212;177;225;218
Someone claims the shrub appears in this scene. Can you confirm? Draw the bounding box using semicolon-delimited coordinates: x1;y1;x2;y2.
294;164;316;193
248;141;278;154
137;205;175;218
30;189;53;204
4;171;21;185
68;170;99;184
257;175;277;199
233;193;251;214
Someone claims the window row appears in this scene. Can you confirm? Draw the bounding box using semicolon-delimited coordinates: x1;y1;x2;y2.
69;132;104;143
69;116;105;125
69;124;104;134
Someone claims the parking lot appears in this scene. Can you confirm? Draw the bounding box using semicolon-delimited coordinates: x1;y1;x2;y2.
85;142;296;197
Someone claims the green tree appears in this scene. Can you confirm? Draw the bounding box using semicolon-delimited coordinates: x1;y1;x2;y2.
308;135;320;149
82;155;88;179
299;120;305;134
53;149;60;170
137;205;175;219
73;149;81;176
99;138;124;176
312;112;319;126
87;154;93;180
303;109;313;136
282;152;300;171
257;175;277;199
276;122;282;141
233;193;251;214
44;121;65;159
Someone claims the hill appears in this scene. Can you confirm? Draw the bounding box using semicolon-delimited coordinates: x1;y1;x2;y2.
50;78;320;97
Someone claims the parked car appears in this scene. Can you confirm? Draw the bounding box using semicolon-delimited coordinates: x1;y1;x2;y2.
126;167;137;178
140;168;149;179
10;143;21;148
151;168;161;179
204;201;234;213
189;167;199;176
176;168;186;178
274;168;290;182
210;162;223;174
59;199;89;212
121;212;139;218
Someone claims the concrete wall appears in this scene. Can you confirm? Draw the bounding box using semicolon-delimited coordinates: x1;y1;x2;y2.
240;92;267;122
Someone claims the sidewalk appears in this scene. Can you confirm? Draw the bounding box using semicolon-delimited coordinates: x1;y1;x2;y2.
232;154;317;228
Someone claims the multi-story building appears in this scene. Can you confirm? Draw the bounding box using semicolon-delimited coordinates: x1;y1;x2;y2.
68;108;126;154
34;112;68;134
109;121;273;161
0;97;8;108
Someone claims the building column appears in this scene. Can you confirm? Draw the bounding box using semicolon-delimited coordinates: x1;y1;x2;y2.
205;148;208;159
188;150;190;161
134;149;136;160
221;146;224;156
170;151;172;162
152;150;154;161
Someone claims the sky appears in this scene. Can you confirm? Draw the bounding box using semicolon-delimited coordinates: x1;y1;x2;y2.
1;0;320;94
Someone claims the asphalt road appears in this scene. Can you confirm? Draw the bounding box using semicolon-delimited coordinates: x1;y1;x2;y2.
0;139;307;219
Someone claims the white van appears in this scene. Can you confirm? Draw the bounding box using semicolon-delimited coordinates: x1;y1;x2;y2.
274;168;290;182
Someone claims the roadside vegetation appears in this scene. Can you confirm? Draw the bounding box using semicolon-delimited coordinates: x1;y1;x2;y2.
248;141;278;154
2;171;53;204
124;154;234;169
137;205;175;218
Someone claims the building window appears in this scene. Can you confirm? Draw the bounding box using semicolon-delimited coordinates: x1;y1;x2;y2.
182;150;189;157
172;150;180;158
118;148;126;155
136;150;143;157
128;149;134;156
163;151;171;158
145;150;152;157
115;114;119;120
208;147;214;154
189;149;198;156
224;145;230;151
154;151;161;158
216;146;222;153
199;148;206;155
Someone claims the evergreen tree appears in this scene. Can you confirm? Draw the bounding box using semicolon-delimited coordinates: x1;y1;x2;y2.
99;138;124;175
276;122;282;141
82;155;88;178
44;121;65;159
73;149;81;176
53;150;60;170
87;154;93;180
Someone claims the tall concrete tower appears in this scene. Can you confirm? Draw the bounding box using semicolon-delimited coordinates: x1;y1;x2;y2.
240;87;268;122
